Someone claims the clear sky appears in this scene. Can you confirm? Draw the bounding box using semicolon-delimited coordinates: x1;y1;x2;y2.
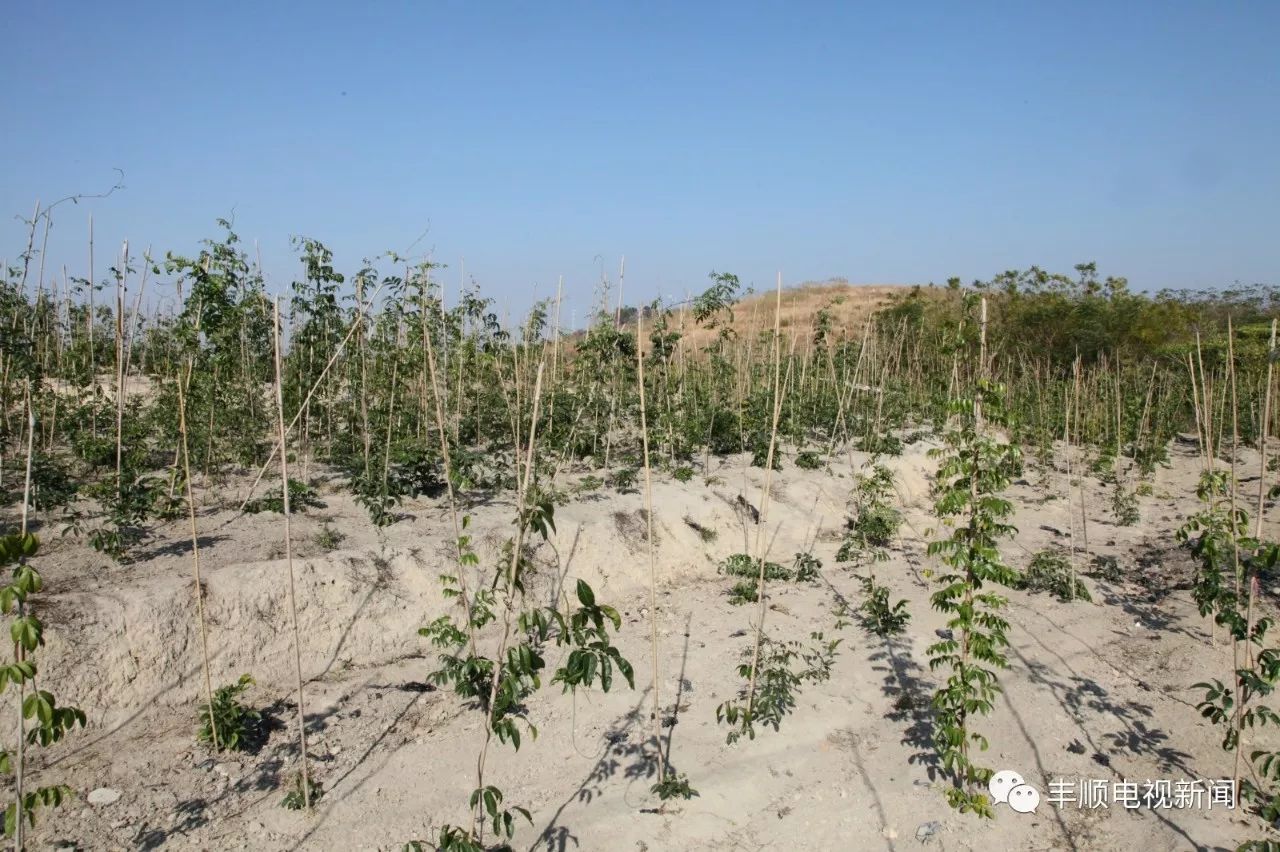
2;1;1277;320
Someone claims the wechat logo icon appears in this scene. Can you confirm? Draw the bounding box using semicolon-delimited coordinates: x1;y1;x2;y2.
991;769;1041;814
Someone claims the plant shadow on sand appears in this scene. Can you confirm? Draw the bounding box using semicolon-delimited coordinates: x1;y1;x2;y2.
867;634;938;777
534;615;698;852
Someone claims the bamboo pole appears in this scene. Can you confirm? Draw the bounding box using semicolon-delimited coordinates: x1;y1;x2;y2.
422;272;479;656
177;361;220;750
271;299;312;810
1226;317;1245;785
115;241;127;492
745;274;785;719
473;362;545;843
636;308;666;786
14;389;35;851
88;215;97;441
1257;319;1276;537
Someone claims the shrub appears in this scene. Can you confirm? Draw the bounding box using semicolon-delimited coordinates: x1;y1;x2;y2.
23;453;78;512
314;525;345;551
852;503;901;549
198;674;262;752
281;772;321;810
858;577;911;636
1019;550;1091;602
652;774;699;801
719;553;789;581
1086;554;1123;582
1111;482;1140;526
574;474;603;493
858;433;902;456
791;552;821;583
794;451;822;470
244;479;323;514
727;580;758;605
608;467;638;493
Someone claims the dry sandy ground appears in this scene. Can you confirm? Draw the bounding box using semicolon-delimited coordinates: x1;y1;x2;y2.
8;436;1280;851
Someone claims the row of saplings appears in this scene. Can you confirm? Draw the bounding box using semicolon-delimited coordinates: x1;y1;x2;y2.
3;405;1279;850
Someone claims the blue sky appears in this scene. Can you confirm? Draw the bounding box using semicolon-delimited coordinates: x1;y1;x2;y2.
2;1;1277;321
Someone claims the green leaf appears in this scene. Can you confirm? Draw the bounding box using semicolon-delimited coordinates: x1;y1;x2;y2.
575;579;595;608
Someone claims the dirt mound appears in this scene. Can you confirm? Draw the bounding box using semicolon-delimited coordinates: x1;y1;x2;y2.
16;446;921;731
15;549;448;730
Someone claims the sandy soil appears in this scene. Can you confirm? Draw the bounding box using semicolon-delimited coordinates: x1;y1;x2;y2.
8;437;1279;851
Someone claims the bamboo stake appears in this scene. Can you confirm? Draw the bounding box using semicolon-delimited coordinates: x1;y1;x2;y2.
122;247;150;384
115;241;127;493
1257;319;1276;538
547;275;564;436
18;201;39;297
14;389;34;852
636;308;666;786
271;299;312;810
745;274;785;718
177;362;220;750
1073;356;1090;561
474;362;545;843
422;274;479;656
1197;330;1213;465
1227;317;1245;785
1189;352;1206;472
1064;368;1078;597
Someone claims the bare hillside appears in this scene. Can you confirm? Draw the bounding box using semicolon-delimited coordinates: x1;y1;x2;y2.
612;281;915;352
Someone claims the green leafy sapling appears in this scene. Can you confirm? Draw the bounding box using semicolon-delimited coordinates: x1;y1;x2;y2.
1182;486;1280;837
719;553;816;605
197;674;262;752
0;532;87;839
858;577;911;635
281;771;322;810
838;461;910;636
244;479;324;514
716;631;840;744
924;375;1021;817
651;773;700;803
420;499;635;848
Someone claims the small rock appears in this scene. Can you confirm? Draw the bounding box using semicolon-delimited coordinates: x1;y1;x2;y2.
916;820;942;843
934;629;953;641
213;762;241;777
882;826;899;840
87;787;122;806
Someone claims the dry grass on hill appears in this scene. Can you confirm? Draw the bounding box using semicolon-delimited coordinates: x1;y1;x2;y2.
580;280;918;354
694;279;911;341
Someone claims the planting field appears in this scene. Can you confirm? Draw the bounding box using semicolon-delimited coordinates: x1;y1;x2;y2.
3;257;1280;852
